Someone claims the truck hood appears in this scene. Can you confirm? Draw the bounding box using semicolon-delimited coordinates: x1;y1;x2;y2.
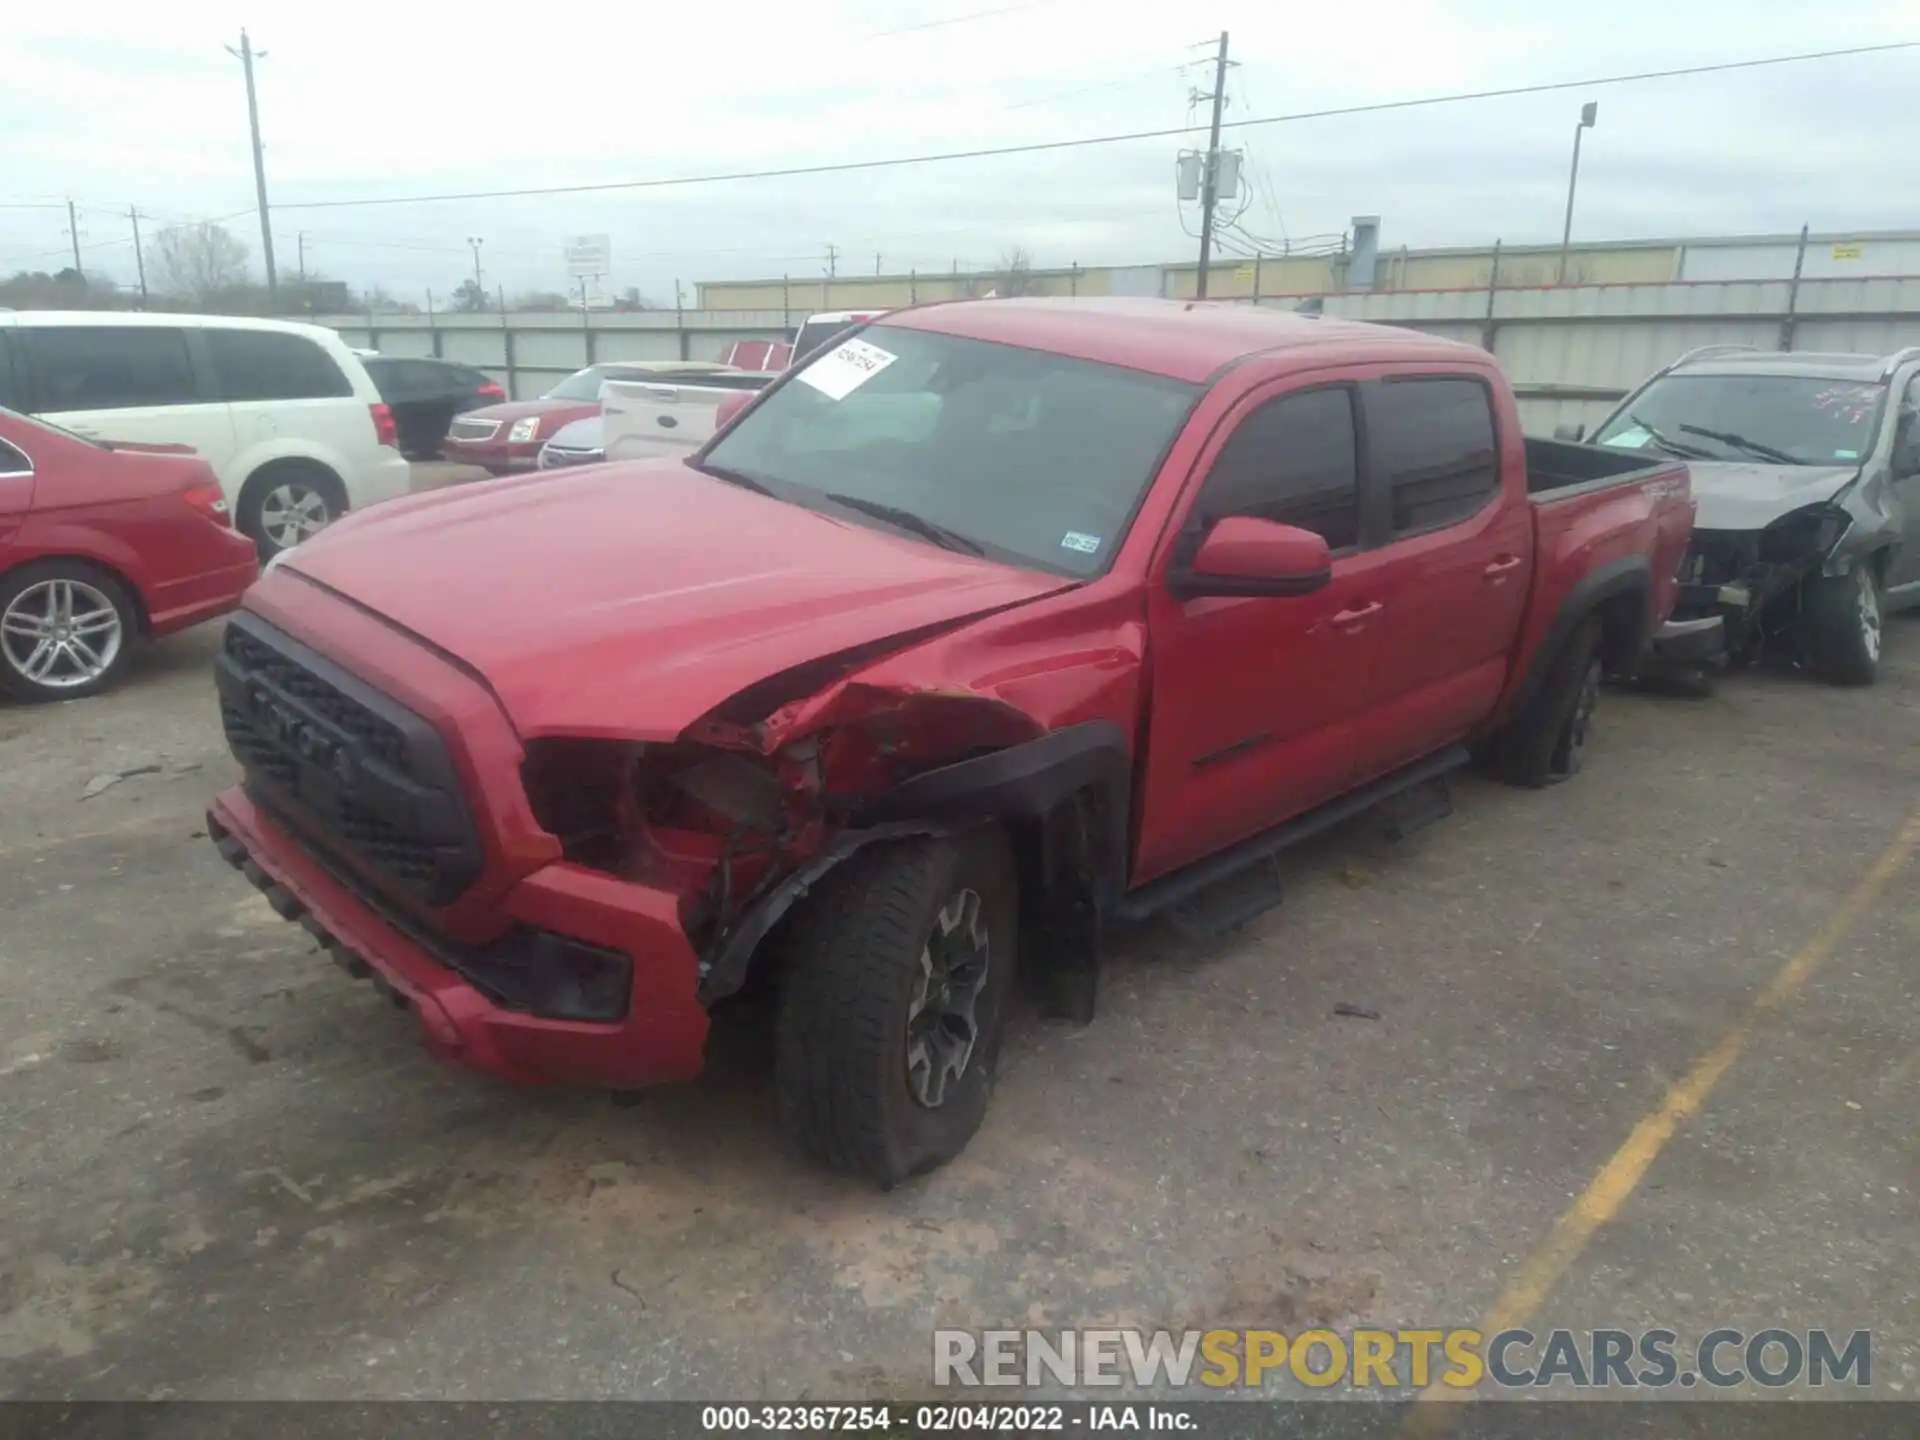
277;462;1071;740
1687;460;1859;531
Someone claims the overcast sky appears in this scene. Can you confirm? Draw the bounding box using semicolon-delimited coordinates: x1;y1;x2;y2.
4;0;1916;304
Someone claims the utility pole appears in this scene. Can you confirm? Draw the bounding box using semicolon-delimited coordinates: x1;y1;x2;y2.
66;199;83;277
825;244;839;279
467;236;484;292
226;29;278;304
1194;30;1230;299
1557;102;1599;285
297;231;308;283
875;252;882;276
129;208;148;304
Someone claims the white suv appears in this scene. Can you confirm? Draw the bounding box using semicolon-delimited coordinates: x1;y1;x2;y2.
0;312;410;557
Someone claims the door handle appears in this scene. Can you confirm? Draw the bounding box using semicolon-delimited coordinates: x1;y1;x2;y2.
1331;601;1383;628
1483;555;1523;578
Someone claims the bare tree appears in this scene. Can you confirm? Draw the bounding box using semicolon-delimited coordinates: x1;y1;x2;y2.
152;223;250;303
995;246;1041;297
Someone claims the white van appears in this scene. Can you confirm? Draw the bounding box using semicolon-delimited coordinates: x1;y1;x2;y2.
0;312;411;557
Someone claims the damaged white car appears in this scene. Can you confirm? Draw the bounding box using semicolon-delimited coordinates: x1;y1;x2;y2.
1575;345;1920;685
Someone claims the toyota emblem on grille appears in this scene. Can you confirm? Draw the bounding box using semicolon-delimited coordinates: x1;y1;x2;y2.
245;680;359;789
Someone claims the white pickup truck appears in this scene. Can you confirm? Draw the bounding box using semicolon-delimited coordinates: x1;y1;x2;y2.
598;371;776;465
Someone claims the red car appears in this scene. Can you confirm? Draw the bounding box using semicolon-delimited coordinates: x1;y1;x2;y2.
210;299;1698;1184
0;409;258;701
441;361;750;475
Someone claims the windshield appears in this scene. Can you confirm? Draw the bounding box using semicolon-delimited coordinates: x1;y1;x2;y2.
1594;374;1886;466
700;324;1198;577
792;318;865;365
544;366;616;402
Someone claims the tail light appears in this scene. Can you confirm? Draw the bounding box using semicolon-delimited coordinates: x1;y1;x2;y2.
183;483;232;527
370;402;398;449
477;381;505;401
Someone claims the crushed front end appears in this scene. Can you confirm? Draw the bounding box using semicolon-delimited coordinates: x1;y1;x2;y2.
207;610;715;1090
1673;505;1854;662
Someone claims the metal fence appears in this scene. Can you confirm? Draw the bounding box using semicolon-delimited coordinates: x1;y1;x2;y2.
1288;273;1920;433
321;273;1920;431
318;309;793;400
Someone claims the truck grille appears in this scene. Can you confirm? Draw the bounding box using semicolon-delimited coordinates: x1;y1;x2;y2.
216;615;484;907
537;445;603;470
448;417;501;442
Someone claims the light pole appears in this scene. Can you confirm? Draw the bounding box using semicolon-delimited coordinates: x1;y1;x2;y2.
467;237;484;295
1557;101;1599;285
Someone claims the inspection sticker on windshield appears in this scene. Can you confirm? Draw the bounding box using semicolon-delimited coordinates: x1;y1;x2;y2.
796;338;899;400
1060;531;1103;555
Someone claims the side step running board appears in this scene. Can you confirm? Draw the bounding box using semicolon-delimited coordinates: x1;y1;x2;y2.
1116;745;1470;925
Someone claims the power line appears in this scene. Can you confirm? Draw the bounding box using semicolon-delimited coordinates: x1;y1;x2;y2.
867;0;1062;37
264;38;1920;212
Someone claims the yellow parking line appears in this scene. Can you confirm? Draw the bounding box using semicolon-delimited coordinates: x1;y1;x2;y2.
1404;808;1920;1432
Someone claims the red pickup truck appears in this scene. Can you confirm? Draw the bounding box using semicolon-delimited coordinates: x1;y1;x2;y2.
208;299;1696;1186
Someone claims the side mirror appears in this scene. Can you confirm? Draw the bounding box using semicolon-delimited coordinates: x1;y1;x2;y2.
715;392;753;430
1170;516;1332;600
1553;421;1586;442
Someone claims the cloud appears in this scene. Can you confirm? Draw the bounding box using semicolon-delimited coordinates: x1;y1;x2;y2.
5;0;1916;298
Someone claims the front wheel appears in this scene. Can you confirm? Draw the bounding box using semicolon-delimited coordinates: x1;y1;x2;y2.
1804;564;1881;686
0;561;139;702
774;829;1018;1188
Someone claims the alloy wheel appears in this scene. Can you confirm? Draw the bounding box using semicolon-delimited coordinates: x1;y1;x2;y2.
1;578;124;690
905;887;992;1109
1859;568;1882;663
258;482;333;550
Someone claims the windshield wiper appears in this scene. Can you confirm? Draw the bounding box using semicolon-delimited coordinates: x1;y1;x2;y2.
689;458;775;495
821;492;986;557
1676;423;1801;466
1624;412;1715;461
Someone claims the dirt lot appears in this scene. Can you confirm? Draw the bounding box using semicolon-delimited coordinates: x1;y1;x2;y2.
1;475;1916;1401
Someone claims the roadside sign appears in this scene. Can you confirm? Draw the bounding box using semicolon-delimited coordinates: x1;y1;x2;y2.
1831;242;1864;261
565;234;611;279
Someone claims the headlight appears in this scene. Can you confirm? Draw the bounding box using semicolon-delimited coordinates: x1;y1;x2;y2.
508;417;541;443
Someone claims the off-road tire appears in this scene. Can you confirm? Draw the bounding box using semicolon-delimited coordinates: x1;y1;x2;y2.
0;559;140;703
1803;563;1882;687
774;829;1018;1188
1490;615;1603;789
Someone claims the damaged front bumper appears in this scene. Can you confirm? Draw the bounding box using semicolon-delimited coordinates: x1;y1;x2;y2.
208;786;712;1090
1648;612;1726;666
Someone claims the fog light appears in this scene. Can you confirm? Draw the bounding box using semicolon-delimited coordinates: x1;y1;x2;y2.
459;929;633;1022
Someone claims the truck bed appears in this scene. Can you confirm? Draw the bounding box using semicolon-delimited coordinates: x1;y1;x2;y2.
1524;435;1679;500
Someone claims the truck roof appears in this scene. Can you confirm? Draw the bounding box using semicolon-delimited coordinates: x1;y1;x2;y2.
880;296;1487;384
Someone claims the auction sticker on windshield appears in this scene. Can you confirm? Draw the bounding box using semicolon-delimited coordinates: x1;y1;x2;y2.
797;339;899;401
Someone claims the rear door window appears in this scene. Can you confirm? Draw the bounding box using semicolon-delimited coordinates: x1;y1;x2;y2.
25;326;200;411
1366;377;1501;537
206;328;354;401
0;438;29;474
1197;385;1362;549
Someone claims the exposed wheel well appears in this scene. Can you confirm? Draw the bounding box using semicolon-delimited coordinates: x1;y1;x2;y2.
1593;584;1651;674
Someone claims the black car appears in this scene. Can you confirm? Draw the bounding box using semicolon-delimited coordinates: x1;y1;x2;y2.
359;355;505;460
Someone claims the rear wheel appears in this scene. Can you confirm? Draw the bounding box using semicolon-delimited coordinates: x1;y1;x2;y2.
774;829;1018;1188
238;461;345;559
1804;563;1881;686
0;561;139;702
1490;615;1603;788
